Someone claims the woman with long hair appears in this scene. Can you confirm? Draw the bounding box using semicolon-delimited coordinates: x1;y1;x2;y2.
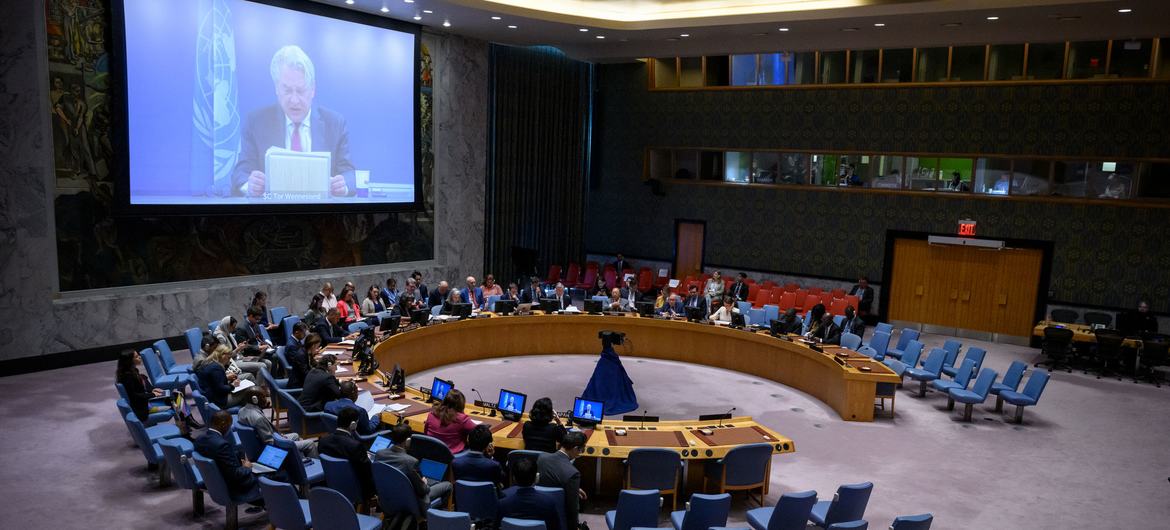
303;293;326;327
336;285;361;325
521;397;566;452
361;285;384;315
116;349;165;421
423;389;476;453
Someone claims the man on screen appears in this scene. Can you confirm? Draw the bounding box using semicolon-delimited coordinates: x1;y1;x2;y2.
232;45;355;197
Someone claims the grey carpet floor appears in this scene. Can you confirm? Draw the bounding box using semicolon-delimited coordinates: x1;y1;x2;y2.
1;331;1167;529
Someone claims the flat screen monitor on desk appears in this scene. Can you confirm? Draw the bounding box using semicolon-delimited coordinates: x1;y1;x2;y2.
449;303;472;319
571;397;604;426
584;299;603;314
495;299;518;315
410;309;429;327
731;312;747;328
538;298;561;313
379;314;400;334
429;377;453;402
685;306;706;323
497;388;527;421
635;301;655;317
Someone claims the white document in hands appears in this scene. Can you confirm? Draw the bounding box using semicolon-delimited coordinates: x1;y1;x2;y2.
264;147;332;198
232;379;256;393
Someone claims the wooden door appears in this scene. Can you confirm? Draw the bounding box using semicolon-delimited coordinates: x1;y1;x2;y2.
674;221;705;279
888;239;931;323
991;248;1044;336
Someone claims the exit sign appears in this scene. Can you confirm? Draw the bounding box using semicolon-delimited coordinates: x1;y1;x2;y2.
958;219;977;237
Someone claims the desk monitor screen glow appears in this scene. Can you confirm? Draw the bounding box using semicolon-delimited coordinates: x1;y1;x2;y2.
118;0;417;209
572;397;604;424
430;377;453;402
497;389;527;420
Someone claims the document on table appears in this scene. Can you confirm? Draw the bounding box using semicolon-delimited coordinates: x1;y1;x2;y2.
264;147;331;198
386;403;411;413
335;365;349;373
356;392;376;410
232;379;256;393
339;339;356;345
368;404;388;416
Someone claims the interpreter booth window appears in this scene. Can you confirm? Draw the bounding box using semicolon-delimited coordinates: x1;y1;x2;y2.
1110;39;1153;78
868;156;904;189
704;56;730;86
881;48;914;83
1084;161;1134;199
679;57;704;87
758;52;815;85
988;44;1026;80
731;54;759;86
1158;38;1170;79
950;46;986;81
1137;163;1170;198
1026;43;1066;80
934;158;975;192
1053;161;1091;197
653;58;679;87
724;152;752;183
699;151;724;180
904;157;939;190
916;47;949;82
810;154;838;186
974;158;1014;195
674;150;700;180
850;49;879;83
1066;41;1109;79
751;152;780;183
791;52;817;85
777;153;809;184
647;149;673;181
1010;160;1052;196
820;51;847;84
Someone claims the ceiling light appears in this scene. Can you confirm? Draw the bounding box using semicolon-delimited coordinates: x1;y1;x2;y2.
596;35;605;39
873;23;885;27
1058;16;1080;21
413;15;421;20
986;16;999;20
841;27;859;32
404;0;414;3
778;27;789;32
1118;8;1132;13
579;28;589;32
380;4;389;13
507;25;517;29
751;32;768;37
423;10;433;14
491;15;500;20
442;20;451;27
680;33;690;37
345;0;354;4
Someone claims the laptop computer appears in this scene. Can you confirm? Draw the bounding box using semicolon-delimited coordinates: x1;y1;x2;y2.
419;458;448;482
367;435;392;455
252;445;289;474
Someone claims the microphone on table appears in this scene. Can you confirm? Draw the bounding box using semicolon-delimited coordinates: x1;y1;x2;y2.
471;388;496;417
640;410;648;430
718;407;736;427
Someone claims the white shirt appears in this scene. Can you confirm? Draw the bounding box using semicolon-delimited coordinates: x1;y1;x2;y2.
285;109;312;152
710;306;740;322
321;292;338;311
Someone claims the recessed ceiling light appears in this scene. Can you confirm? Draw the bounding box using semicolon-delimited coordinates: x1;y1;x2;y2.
442;20;450;27
596;35;605;39
413;15;421;20
404;0;414;3
423;10;433;14
986;16;999;21
507;25;517;29
841;27;859;32
380;5;389;13
680;33;690;37
579;28;589;32
1118;8;1132;13
345;0;354;4
665;37;679;42
941;22;962;27
874;23;885;27
490;15;500;20
778;27;789;32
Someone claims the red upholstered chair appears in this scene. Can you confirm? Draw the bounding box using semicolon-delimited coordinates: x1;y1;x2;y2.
579;267;598;289
604;268;618;290
747;283;761;302
654;268;671;289
762;280;777;289
803;295;823;312
768;289;783;306
793;290;808;310
784;283;800;292
637;269;653;292
778;292;797;311
829;298;848;316
546;265;562;284
807;287;823;296
844;295;860;310
830;288;847;299
753;289;772;308
564;263;581;287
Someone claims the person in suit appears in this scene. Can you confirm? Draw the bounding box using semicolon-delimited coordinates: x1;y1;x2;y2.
325;381;382;435
195;410;259;499
619;276;640;307
1118;300;1159;337
298;354;342;412
607;288;628;312
284;324;312;388
249;291;279;330
374;423;452;513
315;308;357;345
197;344;248;409
460;276;484;311
729;273;751;302
808;313;842;345
498;458;561;530
522;397;566;453
452;424;504;487
411;271;429;302
839;305;865;338
319;407;375;505
704;271;726;309
775;308;803;335
683;285;708;315
231;45;355;197
848;276;875;315
427;281;450;309
521;277;544;304
552;283;573;311
502;282;521;301
537;431;587;530
380;278;400;312
237;387;318;456
610;253;630;274
234;306;273;357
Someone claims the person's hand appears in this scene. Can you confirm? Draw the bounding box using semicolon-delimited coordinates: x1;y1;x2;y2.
346;332;360;340
552;411;563;426
227;371;238;382
577;488;588;501
231;379;240;387
234;341;248;353
330;175;348;196
151;388;165;396
485;444;495;458
242;458;253;469
247;170;266;196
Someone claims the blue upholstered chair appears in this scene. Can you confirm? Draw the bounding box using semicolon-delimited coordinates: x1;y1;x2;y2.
864;332;891;361
999;369;1050;424
736;301;753;315
115;384;174;426
486;295;502;312
747;308;766;327
745;489;817;530
408;434;456;466
274;382;326;437
230;422;265;462
928;358;977;395
347;321;369;334
502;518;547;530
884;329;921;360
454;480;498;521
119;402;182;442
904;348;947;397
270;346;293;381
373;462;442;526
942;347;985;379
534;486;566;529
826;522;867;530
890;513;933;529
873;323;893;336
192;451;262;530
321;454;366;509
429;509;473;530
208;321;219;333
670;493;731;530
606;489;660;530
270;306;290;326
282;315;301;346
833;315;845;328
154;339;192;374
159;438;205;515
882;340;923;380
810;482;873;529
273;433;325;494
939;339;962;371
990;360;1028;412
309;486;382;530
763;304;780;326
702;443;772;506
840;332;862;351
139;347;191;391
259;476;312;530
626;448;682;510
947;368;998;422
184;327;205;358
122;412;173;482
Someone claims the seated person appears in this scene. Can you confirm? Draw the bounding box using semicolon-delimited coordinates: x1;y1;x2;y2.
499;458;561;530
237;387;318;457
522;397;566;453
655;289;683;317
590;276;608;298
481;274;504;304
452;424;504;487
214;316;272;378
249;291;279;330
197;344;249;409
807;313;842;345
709;297;740;323
298;354;342;412
361;284;385;316
191;334;219;371
234;305;274;357
427;281;451;309
803;303;827;335
336;285;362;326
461;276;484;311
683;285;707;315
848;276;875;316
441;289;466;316
374;423;453;512
839;305;865;338
1118;300;1159;337
775;308;803;335
400;279;426;314
606;288;628;312
424;389;477;453
303;293;327;329
315;308;358;345
521;277;544;304
324;380;383;435
380;277;400;311
195;410;259;500
537;431;587;530
284;324;313;389
551;283;573;311
115;348;169;422
619;276;640;307
319;407;375;505
502;282;521;301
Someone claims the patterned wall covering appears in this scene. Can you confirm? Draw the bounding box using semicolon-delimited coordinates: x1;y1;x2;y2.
46;0;434;291
586;62;1170;311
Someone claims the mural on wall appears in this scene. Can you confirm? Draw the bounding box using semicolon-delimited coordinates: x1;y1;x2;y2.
46;0;434;291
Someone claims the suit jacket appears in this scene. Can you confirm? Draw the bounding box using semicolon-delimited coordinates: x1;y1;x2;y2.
315;321;346;344
611;259;629;273
319;429;375;499
776;317;803;335
812;322;842;345
231;104;355;195
551;293;572;311
729;281;750;302
459;287;485;309
194;428;255;496
197;361;234;409
521;421;566;453
656;298;684;316
427;290;448;309
452;451;504;486
238;403;279;444
298;368;341;412
683;295;708;314
848;285;875;313
375;446;432;512
324;398;380;435
416;283;429;302
840;316;865;338
520;287;543;304
285;338;310;389
536;451;580;529
619;287;640;306
234;321;265;346
498;486;562;530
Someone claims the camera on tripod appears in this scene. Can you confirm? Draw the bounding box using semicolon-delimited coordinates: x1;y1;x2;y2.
352;327;380;376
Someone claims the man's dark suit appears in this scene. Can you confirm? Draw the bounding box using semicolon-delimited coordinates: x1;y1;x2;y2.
550;293;573;311
840;316;865;338
536;451;580;530
813;321;843;345
315;320;346;344
498;486;561;530
231;105;355;195
298;368;341;412
452;451;504;485
375;445;451;513
848;284;875;314
683;295;708;315
521;287;543;304
729;281;750;302
656;298;684;316
285;338;310;389
194;429;256;496
324;398;381;435
318;429;374;501
427;290;448;309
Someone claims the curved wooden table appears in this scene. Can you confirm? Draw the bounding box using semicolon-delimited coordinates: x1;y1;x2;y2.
371;313;898;423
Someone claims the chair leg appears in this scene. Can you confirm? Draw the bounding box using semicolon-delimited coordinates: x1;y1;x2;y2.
158;460;171;487
946;397;955;411
192;490;205;516
962;403;973;422
918;380;927;397
994;395;1003;412
226;502;239;530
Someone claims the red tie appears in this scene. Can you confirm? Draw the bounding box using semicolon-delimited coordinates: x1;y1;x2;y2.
291;123;303;152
